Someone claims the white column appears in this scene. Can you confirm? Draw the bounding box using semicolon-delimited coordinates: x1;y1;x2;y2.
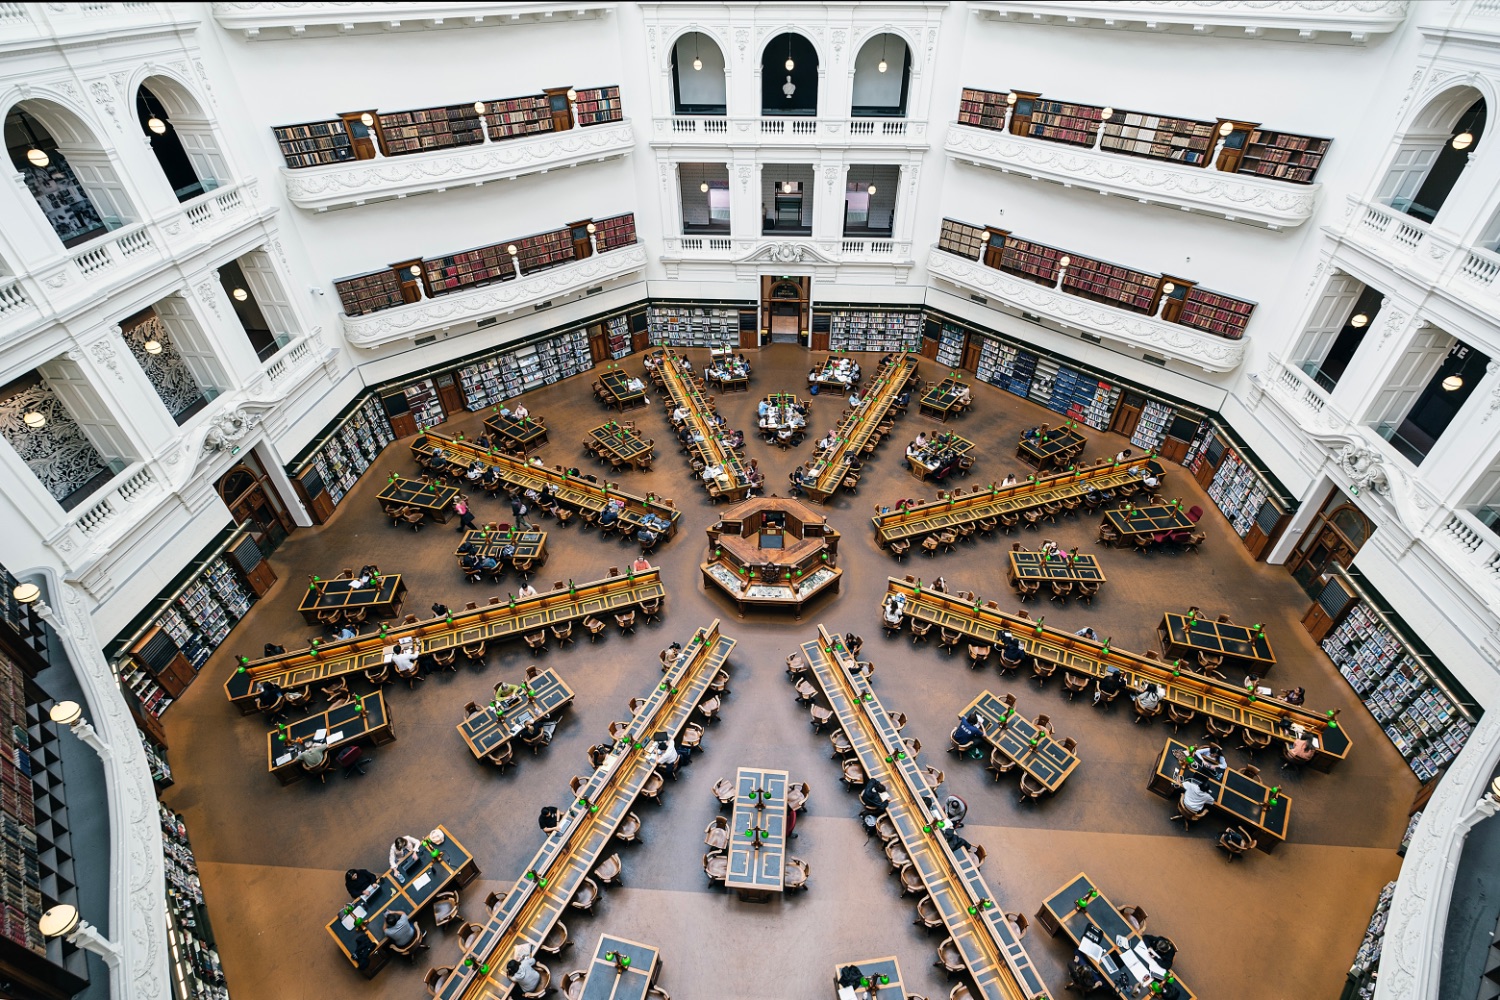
70;327;179;457
729;153;761;241
180;273;262;387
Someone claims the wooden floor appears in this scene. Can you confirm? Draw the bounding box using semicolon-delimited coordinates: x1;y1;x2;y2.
161;344;1413;1000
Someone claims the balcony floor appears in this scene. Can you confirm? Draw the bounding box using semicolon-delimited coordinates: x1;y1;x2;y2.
161;344;1410;1000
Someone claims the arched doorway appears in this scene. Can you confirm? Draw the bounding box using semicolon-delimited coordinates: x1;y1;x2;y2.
1289;493;1374;598
851;32;911;118
218;453;294;555
136;76;228;202
672;31;727;115
1378;87;1486;225
4;99;135;247
761;32;819;116
761;276;809;344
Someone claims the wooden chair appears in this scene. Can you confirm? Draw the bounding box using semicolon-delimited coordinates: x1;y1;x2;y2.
1205;715;1237;740
1017;772;1048;805
1170;796;1211;831
520;964;552;999
888;538;911;561
809;703;834;733
524;631;547;652
1240;727;1273;756
425;968;453;997
923;765;944;789
986;747;1016;782
1166;704;1196;732
485;741;515;772
550;622;575;646
679;722;704;754
615;610;637;634
829;729;853;759
1133;696;1163;724
841;757;867;789
461;638;487;666
430;647;457;672
915;893;945;931
787;781;810;813
640;770;665;805
708;669;731;696
783;856;811;892
593;852;623;890
400;507;426;531
456;921;484;952
696;694;722;724
639;597;662;624
1006;911;1029;939
569;876;601;915
897;862;925;896
703;851;729;885
935;936;966;976
539;921;570;957
363;661;391;687
561;970;587;1000
910;620;933;644
793;678;819;706
388;924;428;961
1016;579;1041;603
1062;671;1091;700
711;777;736;807
1033;714;1054;734
1031;658;1057;687
1119;905;1149;933
921;535;941;557
583;616;607;642
885;837;912;872
967;643;991;669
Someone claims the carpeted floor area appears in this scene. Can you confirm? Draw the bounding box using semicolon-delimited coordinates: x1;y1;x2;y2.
161;343;1413;1000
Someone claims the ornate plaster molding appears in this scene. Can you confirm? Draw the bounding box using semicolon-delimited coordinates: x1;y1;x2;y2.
212;2;611;38
970;1;1409;42
945;124;1318;228
340;245;648;348
282;122;635;212
926;250;1246;372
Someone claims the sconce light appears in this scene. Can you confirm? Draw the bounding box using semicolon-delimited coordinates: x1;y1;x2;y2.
22;411;46;430
360;112;374;127
408;264;421;277
586;222;596;234
1218;121;1234;137
1350;314;1369;328
474;101;486;115
1453;131;1475;151
232;288;248;302
866;184;876;195
700;181;709;193
1058;255;1071;268
1006;92;1018;106
1443;374;1465;391
143;340;163;355
1161;282;1175;295
12;583;39;605
507;245;519;256
1101;107;1114;121
565;89;577;102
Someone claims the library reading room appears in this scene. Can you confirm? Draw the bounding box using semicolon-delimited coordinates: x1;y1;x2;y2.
4;3;1500;1000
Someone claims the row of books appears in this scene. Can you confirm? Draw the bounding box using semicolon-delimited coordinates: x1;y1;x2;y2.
1206;450;1266;538
162;803;230;1000
299;395;396;508
829;310;923;353
0;650;41;956
647;305;740;348
937;218;986;260
1131;399;1175;451
456;328;593;409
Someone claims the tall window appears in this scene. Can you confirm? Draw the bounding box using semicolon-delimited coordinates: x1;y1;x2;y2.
843;165;899;238
1367;329;1489;464
678;163;730;234
1377;88;1485;225
1294;274;1383;392
850;33;911;117
761;33;819;116
136;77;229;202
763;165;814;235
4;100;134;247
672;32;727;115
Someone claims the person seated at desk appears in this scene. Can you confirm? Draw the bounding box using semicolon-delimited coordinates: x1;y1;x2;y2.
859;778;890;813
495;680;524;702
1133;463;1160;488
522;716;557;747
814;431;836;454
882;593;906;625
478;555;500;575
474;432;492;449
457;539;479;556
632;555;653;573
1280;686;1305;705
912;432;929;451
538;804;560;834
296;738;329;770
955;384;972;406
894;389;910;408
1116;448;1133;463
758;399;772;419
951;712;986;752
643;354;661;372
701;463;724;482
345;867;380;899
848;391;864;409
670;405;690;425
1075;626;1099;641
465;462;485;483
1142;934;1177;970
1021;427;1040;441
254;680;283;713
790;465;812;492
1284;735;1317;766
999;632;1026;668
942;825;975;854
1094;668;1128;705
1175;776;1215;816
382;910;418;949
263;642;286;657
1040;538;1061;557
389;835;423;869
384;643;420;681
1132;683;1163;713
511;403;529;420
588;742;614;769
1068;951;1107;993
945;793;969;829
647;731;688;779
675;425;694;446
431;602;450;619
332;624;357;641
637;526;658;547
625;376;646;392
724;428;745;449
1190;745;1227;779
777;426;795;446
1000;473;1018;487
931;576;949;594
598;505;621;529
518;582;539;598
507;947;543;993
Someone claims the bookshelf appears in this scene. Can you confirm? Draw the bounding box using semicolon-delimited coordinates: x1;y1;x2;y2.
422;243;515;295
1000;235;1065;286
1321;581;1476;780
934;323;966;367
606;314;630;359
1061;256;1160;314
592;212;637;252
142;732;173;789
1026;98;1105;147
1237;129;1330;184
1101;110;1217;165
829;309;923;352
974;336;1039;398
455;327;592;409
513;228;576;274
484;94;554;140
291;394;395;515
272;119;353;169
1131;399;1175;451
1047;365;1120;430
937;218;985;260
1178;286;1255;339
957;88;1011;130
334;269;405;317
574;85;624;127
648;305;741;348
0;649;42;961
377;102;485;156
161;803;230;1000
403;379;446;429
1344;882;1396;1000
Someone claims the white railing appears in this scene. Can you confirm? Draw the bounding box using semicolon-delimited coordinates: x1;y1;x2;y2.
1340;195;1500;309
0;276;33;317
213;2;611;36
0;2;188;42
1458;246;1500;291
1266;358;1329;416
651;116;928;147
670;117;729;134
841;239;896;255
116;466;155;502
70;225;156;278
73;496;115;536
1433;509;1500;597
1356;200;1428;252
848;119;908;137
263;335;316;386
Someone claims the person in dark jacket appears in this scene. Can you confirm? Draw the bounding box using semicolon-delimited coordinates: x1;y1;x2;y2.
344;868;379;898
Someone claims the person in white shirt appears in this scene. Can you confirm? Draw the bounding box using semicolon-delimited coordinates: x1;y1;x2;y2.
297;740;329;769
1115;448;1133;463
848;391;863;408
914;432;929;449
905;443;919;459
511;403;528;420
385;643;419;679
670;405;689;425
1000;474;1017;487
1175;779;1214;817
506;948;542;993
882;593;906;625
702;464;724;481
389;834;422;869
1133;684;1162;712
818;432;837;452
518;582;538;598
648;732;688;778
955;384;972;405
626;376;645;392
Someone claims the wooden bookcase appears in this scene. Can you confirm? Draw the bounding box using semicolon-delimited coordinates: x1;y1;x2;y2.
982;227;1009;269
1177;286;1255;339
273;119;354;169
957;87;1011;130
937;218;986;260
1100;109;1217;166
1156;275;1194;324
484;94;554;140
1022;96;1105;147
543;87;576;132
574;85;624;126
422;243;515;295
376;102;485;156
1061;255;1160;314
1000;234;1064;287
1006;91;1042;135
514;227;576;273
1237;128;1332;184
593;212;638;252
333;268;406;316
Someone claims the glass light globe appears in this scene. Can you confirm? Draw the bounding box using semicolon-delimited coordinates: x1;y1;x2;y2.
693;57;703;71
26;147;48;168
147;117;167;135
878;59;888;73
785;57;794;71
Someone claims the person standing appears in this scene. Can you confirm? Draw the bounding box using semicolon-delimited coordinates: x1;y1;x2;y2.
511;495;530;529
453;498;476;532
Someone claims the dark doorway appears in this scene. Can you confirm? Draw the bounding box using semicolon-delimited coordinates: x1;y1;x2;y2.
762;33;819;116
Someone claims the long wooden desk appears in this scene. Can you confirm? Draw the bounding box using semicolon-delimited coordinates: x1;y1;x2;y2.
1037;873;1197;1000
413;433;680;538
435;621;734;1000
1158;613;1276;672
1104;503;1193;541
802;625;1047;1000
225;569;666;708
326;825;478;977
871;458;1152;546
483;413;548;453
267;691;393;784
724;766;787;902
599;369;648;410
457;529;546;569
581;934;660;1000
587;423;654;471
1147;739;1290;849
961;691;1079;793
296;573;406;625
1017;427;1085;470
834;956;903;998
1007;551;1105;586
378;476;458;521
808;359;856;395
919;376;968;422
457;668;574;759
907;433;975;482
884;578;1352;768
805;354;919;504
656;349;752;502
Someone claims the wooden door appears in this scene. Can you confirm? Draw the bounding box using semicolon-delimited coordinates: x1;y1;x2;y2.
1158;276;1193;323
1111;401;1141;437
545;88;575;132
436;372;465;415
391;258;426;302
588;324;609;364
569;220;593;260
983;229;1008;269
962;340;982;374
340;112;380;159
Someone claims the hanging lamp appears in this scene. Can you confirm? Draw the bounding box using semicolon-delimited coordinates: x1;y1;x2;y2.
878;34;888;73
18;112;48;168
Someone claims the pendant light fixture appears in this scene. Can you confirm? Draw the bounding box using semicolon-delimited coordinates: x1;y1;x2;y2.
1443;374;1464;391
17;112;48;168
785;35;794;72
143;339;163;355
878;34;888;74
693;33;702;72
1453;131;1475;151
22;410;46;430
700;181;709;193
142;91;168;135
1350;313;1369;328
866;184;876;195
232;288;248;302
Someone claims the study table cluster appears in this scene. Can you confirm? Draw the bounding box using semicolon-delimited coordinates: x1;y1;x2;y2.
881;578;1351;769
456;528;548;583
429;621;735;1000
870;456;1156;556
652;348;754;502
800;625;1049;1000
584;422;655;472
703;348;751;392
413;433;680;543
594;367;649;410
800;354;920;504
483;411;549;456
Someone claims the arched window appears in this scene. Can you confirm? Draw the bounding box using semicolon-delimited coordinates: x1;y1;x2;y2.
671;31;726;116
762;32;818;117
851;33;911;118
136;76;229;202
1377;87;1486;225
4;99;135;247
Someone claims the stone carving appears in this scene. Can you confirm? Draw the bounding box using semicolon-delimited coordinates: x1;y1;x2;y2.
88;79;118;130
737;164;752;190
195;280;220;317
734;27;749;57
1379;309;1407;341
202;406;263;452
831;27;846;57
766;242;805;263
945;125;1317;227
281;122;635;210
1334;442;1390;495
926;251;1245;372
89;334;125;383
